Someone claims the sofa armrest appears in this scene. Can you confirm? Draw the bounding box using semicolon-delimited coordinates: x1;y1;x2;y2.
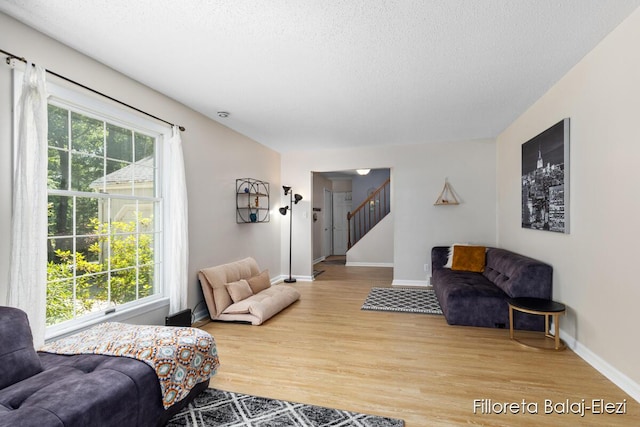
431;246;450;273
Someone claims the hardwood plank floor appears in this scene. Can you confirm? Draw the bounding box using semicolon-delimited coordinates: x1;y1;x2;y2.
200;261;638;426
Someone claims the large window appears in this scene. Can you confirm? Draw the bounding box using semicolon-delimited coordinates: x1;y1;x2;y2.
46;87;165;330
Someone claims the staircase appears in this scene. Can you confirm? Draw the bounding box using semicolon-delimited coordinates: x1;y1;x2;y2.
347;178;391;249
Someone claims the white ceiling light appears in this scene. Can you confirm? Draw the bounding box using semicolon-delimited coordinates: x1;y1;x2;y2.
356;169;371;176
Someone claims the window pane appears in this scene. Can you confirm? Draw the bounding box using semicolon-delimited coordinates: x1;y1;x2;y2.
139;233;155;266
47;237;74;264
137;204;155;232
71;112;104;155
132;165;155;197
71;153;103;192
46;279;75;326
74;234;103;275
48;105;68;149
76;197;100;236
139;264;155;298
83;273;109;314
107;123;133;162
134;133;154;161
48;195;73;237
110;233;138;270
110;268;138;304
48;147;69;190
78;233;102;264
105;160;133;196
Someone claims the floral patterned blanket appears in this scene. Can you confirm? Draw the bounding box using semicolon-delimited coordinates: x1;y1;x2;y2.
39;322;219;409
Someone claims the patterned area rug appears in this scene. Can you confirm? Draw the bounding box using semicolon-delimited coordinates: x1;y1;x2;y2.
361;287;443;315
167;388;404;426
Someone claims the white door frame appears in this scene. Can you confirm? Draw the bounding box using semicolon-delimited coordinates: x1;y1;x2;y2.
323;188;333;258
332;191;352;256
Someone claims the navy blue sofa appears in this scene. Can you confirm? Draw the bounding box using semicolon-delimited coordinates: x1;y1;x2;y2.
0;306;208;427
431;246;553;330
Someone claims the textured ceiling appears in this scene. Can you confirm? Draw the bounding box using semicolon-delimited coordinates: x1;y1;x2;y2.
1;1;639;152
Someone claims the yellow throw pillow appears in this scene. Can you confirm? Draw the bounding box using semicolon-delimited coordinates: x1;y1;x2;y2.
225;279;254;303
451;245;486;272
247;270;271;294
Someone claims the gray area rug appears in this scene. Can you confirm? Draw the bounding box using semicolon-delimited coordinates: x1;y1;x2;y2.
361;287;443;315
167;388;404;427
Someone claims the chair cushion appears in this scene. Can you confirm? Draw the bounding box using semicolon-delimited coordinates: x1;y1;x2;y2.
0;307;43;389
225;279;253;303
247;270;271;294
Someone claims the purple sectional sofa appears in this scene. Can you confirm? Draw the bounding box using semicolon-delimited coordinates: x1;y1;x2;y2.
431;246;553;331
0;306;208;427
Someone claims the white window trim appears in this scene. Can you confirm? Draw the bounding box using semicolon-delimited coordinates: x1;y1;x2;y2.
16;74;174;340
46;297;170;342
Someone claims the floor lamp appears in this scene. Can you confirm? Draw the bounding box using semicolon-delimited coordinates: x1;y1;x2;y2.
279;186;302;283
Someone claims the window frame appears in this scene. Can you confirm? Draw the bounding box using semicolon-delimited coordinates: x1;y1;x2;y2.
39;79;171;339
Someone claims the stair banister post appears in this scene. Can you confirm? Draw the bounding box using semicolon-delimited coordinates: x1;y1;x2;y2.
347;211;352;249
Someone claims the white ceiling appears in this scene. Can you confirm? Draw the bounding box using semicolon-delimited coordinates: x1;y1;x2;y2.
2;1;639;153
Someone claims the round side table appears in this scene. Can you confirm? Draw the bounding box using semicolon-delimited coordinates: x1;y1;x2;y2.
507;297;566;351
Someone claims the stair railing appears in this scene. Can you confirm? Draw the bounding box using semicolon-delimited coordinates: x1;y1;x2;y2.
347;178;391;249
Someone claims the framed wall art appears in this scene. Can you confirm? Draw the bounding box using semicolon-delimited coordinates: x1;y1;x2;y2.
521;118;570;233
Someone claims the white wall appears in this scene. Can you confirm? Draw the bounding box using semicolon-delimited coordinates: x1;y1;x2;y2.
0;13;281;323
282;139;496;285
496;8;640;397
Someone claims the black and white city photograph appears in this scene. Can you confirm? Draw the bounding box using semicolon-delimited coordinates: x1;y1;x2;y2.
521;118;570;233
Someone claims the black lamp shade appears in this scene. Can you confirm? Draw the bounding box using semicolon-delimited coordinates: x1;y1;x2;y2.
279;206;288;215
294;194;303;204
282;186;291;195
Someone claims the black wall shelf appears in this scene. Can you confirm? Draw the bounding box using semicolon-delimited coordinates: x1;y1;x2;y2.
236;178;270;223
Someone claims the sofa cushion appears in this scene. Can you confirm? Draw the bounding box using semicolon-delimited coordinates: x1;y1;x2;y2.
247;270;271;294
0;353;164;427
0;307;43;389
222;298;253;314
451;245;486;272
483;248;553;298
226;279;253;302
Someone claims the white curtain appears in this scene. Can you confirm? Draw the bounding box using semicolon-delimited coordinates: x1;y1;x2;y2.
8;64;48;347
163;126;189;314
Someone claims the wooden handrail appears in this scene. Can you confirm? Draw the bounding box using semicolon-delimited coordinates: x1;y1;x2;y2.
347;178;391;249
347;178;391;220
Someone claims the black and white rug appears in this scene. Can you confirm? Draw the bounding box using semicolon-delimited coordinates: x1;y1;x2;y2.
361;287;443;315
167;388;403;427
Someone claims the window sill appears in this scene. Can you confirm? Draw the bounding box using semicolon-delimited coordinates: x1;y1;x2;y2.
44;297;170;343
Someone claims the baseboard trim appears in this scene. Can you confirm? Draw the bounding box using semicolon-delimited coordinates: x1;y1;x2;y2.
391;279;431;288
273;274;314;283
193;305;209;323
560;328;640;404
346;262;394;267
313;256;326;264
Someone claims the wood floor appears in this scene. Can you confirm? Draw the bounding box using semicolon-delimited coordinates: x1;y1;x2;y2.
200;260;638;426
